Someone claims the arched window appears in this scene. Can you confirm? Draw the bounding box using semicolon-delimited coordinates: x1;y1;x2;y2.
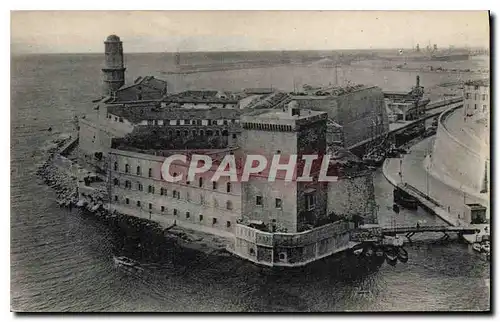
114;162;118;171
176;130;180;137
148;168;152;178
113;178;119;186
148;185;155;194
125;164;130;173
200;130;205;136
192;130;197;136
137;183;143;191
199;177;203;188
226;182;231;193
136;166;141;175
226;200;233;210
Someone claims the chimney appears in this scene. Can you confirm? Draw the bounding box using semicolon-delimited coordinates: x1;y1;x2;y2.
288;100;300;117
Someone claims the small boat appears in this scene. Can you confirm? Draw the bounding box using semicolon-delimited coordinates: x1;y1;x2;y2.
481;243;490;253
397;247;409;263
364;246;374;258
393;188;419;210
113;256;144;272
385;247;398;266
353;248;364;256
472;243;482;253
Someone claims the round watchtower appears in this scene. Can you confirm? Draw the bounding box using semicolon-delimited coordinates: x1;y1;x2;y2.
102;34;126;96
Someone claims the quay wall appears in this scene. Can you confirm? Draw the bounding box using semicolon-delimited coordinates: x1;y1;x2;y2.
327;170;377;224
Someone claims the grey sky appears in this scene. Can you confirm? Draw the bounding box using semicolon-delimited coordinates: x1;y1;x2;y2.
11;11;489;53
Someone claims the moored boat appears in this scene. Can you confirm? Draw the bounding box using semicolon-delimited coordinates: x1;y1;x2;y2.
397;247;409;263
393;188;419;210
472;243;482;253
385;246;398;266
113;256;144;272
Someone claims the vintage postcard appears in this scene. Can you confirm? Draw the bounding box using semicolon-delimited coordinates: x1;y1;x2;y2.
10;10;490;312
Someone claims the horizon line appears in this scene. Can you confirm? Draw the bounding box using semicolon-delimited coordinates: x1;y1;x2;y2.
11;45;487;56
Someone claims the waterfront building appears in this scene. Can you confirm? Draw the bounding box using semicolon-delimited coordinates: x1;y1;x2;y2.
291;84;389;150
384;76;430;122
464;78;490;117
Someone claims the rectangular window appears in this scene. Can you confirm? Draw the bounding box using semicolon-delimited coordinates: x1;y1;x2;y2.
199;215;204;222
186;212;190;219
114;195;118;202
173;209;178;216
212;218;217;225
148;168;152;177
305;194;316;210
161;206;165;212
126;198;129;205
149;203;152;210
232;134;237;139
256;196;263;206
213;181;217;190
482;94;487;100
275;198;282;209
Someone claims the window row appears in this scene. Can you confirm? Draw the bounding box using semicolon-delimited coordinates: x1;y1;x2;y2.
113;195;232;227
145;119;238;126
255;196;283;209
113;180;234;210
253;196;315;210
465;93;488;101
113;164;155;177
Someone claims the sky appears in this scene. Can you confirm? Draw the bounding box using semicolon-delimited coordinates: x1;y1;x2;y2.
11;11;490;54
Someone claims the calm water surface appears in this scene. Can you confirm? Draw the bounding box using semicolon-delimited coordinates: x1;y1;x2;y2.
10;53;490;312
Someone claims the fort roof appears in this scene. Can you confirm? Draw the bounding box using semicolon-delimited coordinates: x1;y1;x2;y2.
162;90;238;104
107;105;241;123
292;84;375;99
